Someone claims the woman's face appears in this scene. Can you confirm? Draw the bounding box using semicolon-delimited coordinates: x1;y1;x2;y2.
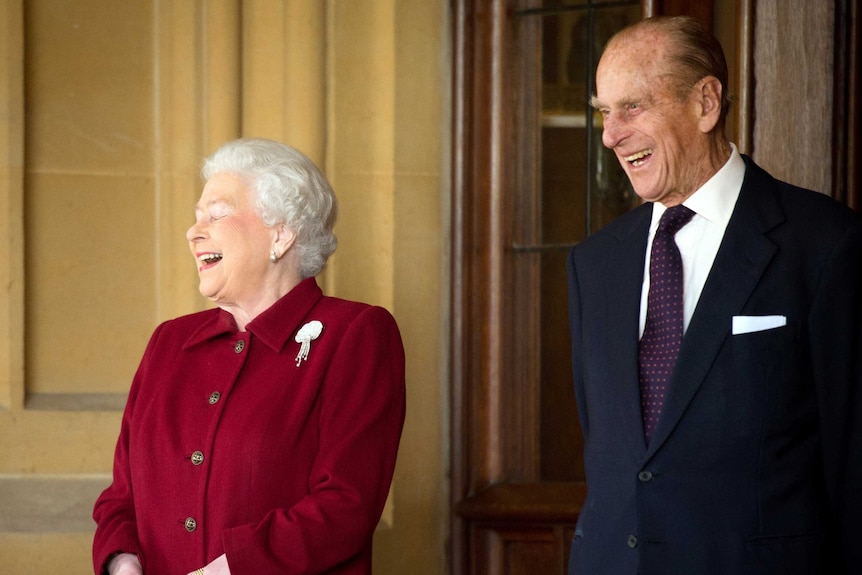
186;173;276;308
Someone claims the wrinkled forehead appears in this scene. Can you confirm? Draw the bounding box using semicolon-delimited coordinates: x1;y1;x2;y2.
601;31;669;75
594;34;672;101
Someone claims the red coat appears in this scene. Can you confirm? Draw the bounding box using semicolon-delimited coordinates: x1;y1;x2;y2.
93;278;406;574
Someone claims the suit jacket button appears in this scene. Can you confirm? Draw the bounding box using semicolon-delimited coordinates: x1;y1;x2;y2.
191;451;204;466
638;470;653;482
184;517;197;532
208;391;221;404
627;535;638;548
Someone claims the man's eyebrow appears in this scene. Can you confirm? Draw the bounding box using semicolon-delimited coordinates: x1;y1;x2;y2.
589;96;603;109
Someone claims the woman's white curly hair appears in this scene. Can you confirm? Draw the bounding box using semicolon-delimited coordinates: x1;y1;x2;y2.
202;138;338;278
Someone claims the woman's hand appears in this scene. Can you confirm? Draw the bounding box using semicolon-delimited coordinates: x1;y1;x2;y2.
107;553;142;575
186;553;231;575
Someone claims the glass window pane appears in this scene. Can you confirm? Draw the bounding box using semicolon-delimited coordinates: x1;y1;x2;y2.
539;249;583;481
515;1;640;482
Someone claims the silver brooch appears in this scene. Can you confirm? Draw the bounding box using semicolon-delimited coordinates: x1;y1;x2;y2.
294;320;323;366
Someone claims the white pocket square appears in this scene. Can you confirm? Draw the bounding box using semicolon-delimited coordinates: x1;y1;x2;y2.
732;315;787;335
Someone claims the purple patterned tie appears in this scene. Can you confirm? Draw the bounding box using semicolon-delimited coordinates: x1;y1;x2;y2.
639;205;695;443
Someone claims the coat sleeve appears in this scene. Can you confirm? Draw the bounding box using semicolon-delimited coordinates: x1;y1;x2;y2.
810;219;862;572
567;247;589;441
92;324;165;574
222;305;407;573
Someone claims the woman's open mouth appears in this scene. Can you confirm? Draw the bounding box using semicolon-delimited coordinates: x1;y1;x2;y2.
198;252;223;270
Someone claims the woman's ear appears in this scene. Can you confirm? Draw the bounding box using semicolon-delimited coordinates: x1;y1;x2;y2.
696;76;723;134
271;224;297;260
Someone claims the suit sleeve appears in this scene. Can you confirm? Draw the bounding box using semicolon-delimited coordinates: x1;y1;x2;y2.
567;248;589;440
810;220;862;571
222;305;407;573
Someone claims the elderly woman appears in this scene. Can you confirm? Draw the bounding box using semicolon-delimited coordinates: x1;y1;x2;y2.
93;138;406;575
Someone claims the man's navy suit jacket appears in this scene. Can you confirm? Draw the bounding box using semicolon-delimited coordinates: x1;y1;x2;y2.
566;156;862;575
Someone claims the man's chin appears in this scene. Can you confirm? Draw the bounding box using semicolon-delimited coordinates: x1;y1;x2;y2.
630;186;657;203
628;176;669;204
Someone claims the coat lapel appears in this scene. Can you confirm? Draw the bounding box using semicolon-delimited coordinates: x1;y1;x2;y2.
645;158;785;457
604;204;653;456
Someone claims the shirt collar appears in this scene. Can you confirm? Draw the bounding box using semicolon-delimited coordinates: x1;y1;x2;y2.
651;143;745;226
183;277;323;353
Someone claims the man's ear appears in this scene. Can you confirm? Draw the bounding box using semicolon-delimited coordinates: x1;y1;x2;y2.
696;76;723;133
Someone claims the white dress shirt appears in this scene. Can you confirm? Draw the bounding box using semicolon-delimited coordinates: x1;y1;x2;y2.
639;144;747;338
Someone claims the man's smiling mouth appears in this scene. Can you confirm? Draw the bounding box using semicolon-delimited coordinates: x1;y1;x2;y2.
624;148;653;166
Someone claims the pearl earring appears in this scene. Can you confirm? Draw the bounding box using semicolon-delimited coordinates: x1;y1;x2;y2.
269;249;277;263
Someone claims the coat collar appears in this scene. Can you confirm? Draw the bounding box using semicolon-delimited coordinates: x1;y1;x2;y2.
182;277;324;353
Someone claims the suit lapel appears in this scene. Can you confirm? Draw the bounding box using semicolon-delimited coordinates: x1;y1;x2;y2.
604;204;653;457
645;158;784;457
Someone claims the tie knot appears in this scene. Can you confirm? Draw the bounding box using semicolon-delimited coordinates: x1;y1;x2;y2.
657;205;695;236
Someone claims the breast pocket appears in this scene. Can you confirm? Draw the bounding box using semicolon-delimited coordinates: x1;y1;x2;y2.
718;322;802;440
731;320;804;391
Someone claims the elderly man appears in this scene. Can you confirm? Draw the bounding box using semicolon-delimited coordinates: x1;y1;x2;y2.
567;16;862;575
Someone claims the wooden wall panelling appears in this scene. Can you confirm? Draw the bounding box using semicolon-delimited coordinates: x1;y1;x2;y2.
833;0;861;209
753;0;834;194
451;0;523;572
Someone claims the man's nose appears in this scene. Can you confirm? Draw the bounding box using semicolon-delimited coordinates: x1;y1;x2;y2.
601;114;623;149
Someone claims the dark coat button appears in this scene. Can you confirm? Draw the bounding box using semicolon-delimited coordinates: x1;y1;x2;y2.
638;470;653;482
627;535;638;548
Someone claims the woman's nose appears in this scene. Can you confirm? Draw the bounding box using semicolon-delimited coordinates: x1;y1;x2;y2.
186;220;204;242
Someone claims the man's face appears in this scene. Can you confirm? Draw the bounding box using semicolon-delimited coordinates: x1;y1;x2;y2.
592;33;713;206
